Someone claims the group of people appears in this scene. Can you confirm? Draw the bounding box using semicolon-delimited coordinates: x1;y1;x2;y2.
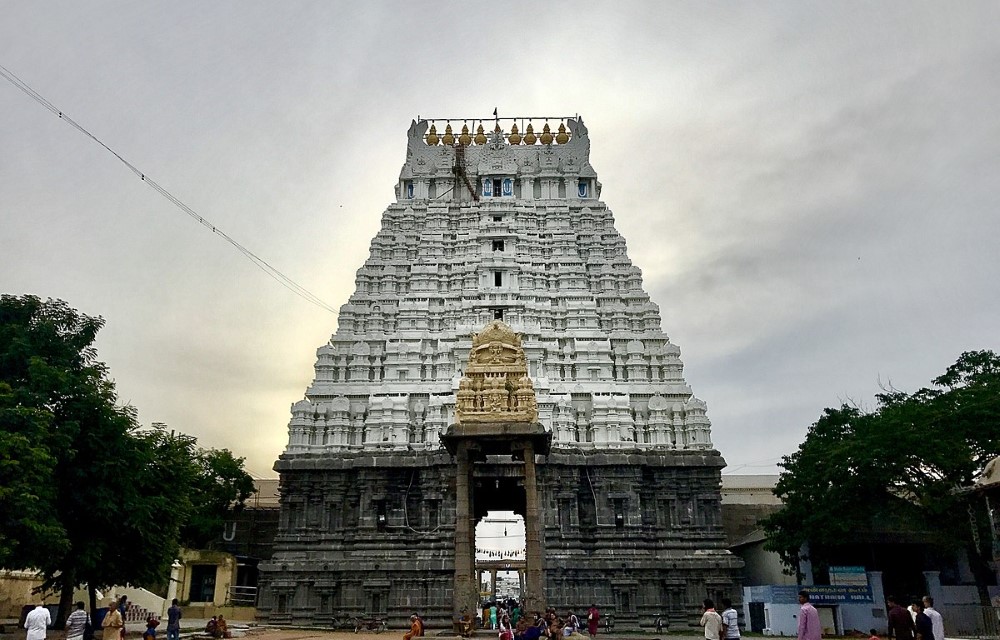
700;591;947;640
471;603;600;640
699;598;740;640
22;595;185;640
884;595;945;640
796;590;946;640
204;614;232;639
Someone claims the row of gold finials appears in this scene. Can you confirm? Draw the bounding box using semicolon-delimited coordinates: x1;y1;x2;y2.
426;122;571;146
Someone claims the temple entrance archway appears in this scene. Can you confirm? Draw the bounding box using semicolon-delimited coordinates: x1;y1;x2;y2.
475;476;528;607
442;321;551;620
474;475;526;520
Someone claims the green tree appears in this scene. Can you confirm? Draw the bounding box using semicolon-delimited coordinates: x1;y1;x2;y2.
182;447;256;549
0;295;254;623
0;294;106;571
0;382;65;566
762;350;1000;603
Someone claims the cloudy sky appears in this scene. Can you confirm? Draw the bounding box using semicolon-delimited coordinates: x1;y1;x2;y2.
2;2;998;478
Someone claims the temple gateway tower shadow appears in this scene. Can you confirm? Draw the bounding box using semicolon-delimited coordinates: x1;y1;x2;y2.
259;115;742;629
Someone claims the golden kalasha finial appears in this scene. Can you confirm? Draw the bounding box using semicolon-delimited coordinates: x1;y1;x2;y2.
442;123;455;146
474;124;487;145
508;123;522;145
555;122;570;144
540;122;553;145
523;123;537;145
459;124;472;146
426;124;439;146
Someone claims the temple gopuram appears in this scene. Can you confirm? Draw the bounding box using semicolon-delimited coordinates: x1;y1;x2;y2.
257;115;742;628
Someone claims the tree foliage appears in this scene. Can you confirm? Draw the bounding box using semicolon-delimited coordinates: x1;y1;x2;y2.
762;350;1000;598
0;295;254;622
182;447;256;548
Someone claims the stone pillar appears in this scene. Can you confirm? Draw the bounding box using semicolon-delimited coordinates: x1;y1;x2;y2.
491;569;498;602
519;570;525;600
523;440;545;612
519;178;533;201
868;570;887;633
454;442;478;619
162;559;182;618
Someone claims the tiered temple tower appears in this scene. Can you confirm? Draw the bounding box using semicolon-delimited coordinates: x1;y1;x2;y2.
258;116;742;628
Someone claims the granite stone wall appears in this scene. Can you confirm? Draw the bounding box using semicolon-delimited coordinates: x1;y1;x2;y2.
258;449;742;628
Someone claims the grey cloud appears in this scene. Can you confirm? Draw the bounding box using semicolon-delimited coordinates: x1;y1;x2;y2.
2;2;998;476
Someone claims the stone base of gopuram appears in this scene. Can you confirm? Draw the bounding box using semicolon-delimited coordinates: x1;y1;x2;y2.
257;447;742;629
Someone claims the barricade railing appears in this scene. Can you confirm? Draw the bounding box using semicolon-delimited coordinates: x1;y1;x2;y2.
226;586;257;607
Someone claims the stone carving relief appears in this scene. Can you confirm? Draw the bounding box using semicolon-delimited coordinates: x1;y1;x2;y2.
455;320;538;424
476;139;518;175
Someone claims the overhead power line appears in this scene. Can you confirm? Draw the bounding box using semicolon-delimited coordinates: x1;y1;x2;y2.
0;64;337;314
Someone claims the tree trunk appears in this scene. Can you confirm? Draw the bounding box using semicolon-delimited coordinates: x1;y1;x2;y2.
55;573;75;629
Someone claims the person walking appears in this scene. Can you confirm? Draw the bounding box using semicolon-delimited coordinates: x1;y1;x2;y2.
921;597;944;640
24;604;51;640
66;602;89;640
797;591;821;640
499;612;515;640
586;605;599;639
700;599;723;640
886;596;914;640
910;602;933;640
166;599;182;640
101;600;124;640
721;598;740;640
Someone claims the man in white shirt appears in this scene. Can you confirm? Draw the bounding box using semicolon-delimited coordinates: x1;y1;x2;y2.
720;598;740;640
24;604;51;640
922;596;944;640
700;599;723;640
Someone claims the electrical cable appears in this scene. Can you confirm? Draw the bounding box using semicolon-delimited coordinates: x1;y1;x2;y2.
0;63;337;314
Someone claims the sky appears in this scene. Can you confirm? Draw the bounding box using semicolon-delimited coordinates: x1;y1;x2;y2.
2;2;998;479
